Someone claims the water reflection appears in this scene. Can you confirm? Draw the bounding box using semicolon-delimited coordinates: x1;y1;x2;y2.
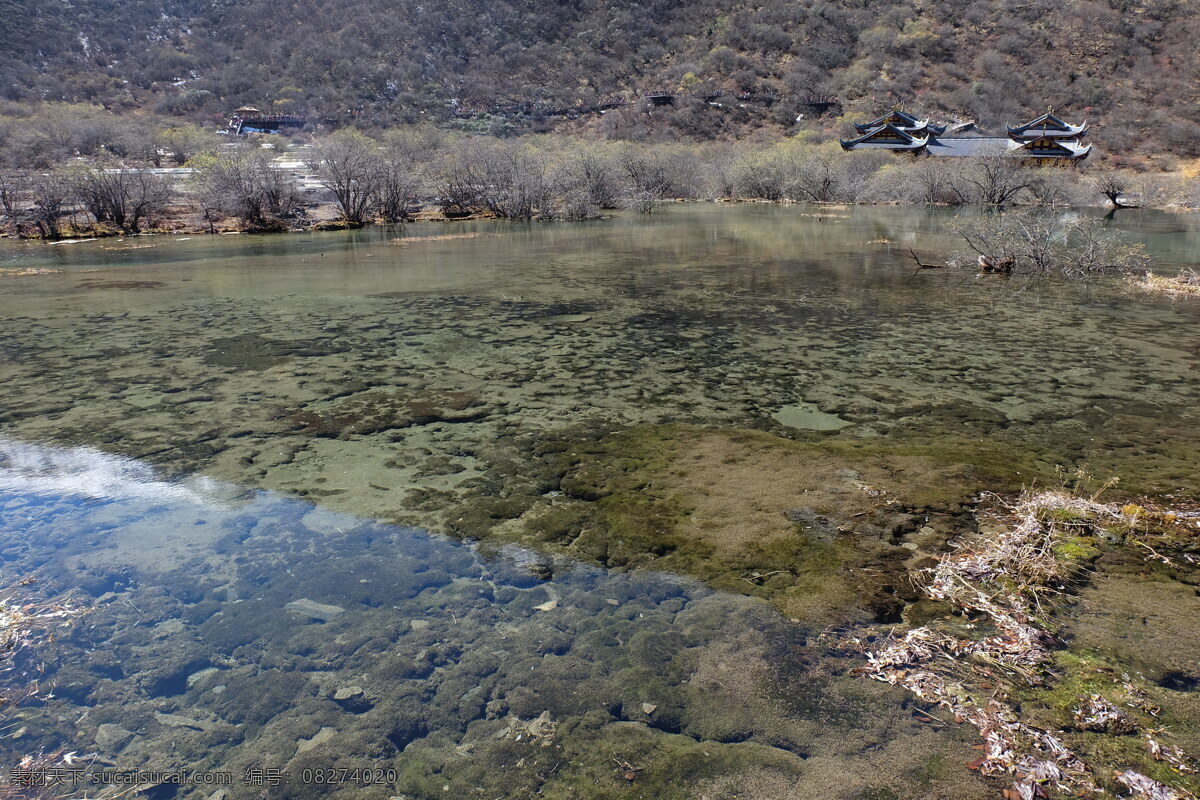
0;436;223;504
0;440;991;799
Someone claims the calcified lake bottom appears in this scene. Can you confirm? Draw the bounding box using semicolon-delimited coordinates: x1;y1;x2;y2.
0;205;1198;799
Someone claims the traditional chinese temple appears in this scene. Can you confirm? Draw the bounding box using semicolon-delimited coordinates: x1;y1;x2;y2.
1005;112;1091;160
841;109;1091;162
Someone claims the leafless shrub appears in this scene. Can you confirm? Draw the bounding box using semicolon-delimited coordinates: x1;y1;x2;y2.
194;149;300;231
952;210;1149;278
376;153;420;224
618;145;699;212
836;150;892;202
0;172;26;217
71;163;173;233
791;156;838;201
960;156;1033;205
556;150;622;211
731;150;796;201
909;157;965;204
25;171;72;239
308;129;380;224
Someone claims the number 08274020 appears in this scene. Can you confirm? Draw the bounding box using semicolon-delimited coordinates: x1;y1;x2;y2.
300;768;398;785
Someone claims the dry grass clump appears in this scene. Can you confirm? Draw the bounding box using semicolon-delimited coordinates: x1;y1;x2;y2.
1134;269;1200;297
388;232;499;245
0;588;86;799
2;586;83;709
856;490;1198;800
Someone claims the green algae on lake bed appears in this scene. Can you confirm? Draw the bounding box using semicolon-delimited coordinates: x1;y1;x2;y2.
0;440;997;800
1;204;1199;797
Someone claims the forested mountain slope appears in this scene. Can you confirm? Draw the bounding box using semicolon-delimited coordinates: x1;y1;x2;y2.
2;0;1198;153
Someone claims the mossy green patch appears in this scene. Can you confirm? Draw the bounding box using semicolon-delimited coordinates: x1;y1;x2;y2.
457;423;1000;625
1052;534;1102;562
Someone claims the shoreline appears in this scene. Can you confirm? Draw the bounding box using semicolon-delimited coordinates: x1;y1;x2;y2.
4;197;1199;242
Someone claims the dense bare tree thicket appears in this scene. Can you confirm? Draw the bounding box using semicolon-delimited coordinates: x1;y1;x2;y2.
0;0;1198;155
952;211;1150;277
1;115;1196;239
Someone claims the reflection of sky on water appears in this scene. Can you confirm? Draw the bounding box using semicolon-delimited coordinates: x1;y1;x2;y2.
0;436;224;505
0;438;982;800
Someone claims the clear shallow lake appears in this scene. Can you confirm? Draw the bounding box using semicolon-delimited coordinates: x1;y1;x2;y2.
0;205;1198;799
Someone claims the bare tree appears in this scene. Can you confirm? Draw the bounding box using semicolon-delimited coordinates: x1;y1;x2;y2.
837;151;891;202
953;210;1148;278
910;158;964;204
617;146;699;213
0;172;26;217
308;130;381;225
376;152;420;223
558;150;621;210
792;157;838;202
1090;170;1130;208
195;150;299;231
27;171;72;239
732;150;795;201
73;164;173;233
478;142;550;220
620;149;673;213
435;140;550;220
960;156;1032;205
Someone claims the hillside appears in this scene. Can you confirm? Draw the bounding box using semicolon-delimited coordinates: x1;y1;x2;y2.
2;0;1199;154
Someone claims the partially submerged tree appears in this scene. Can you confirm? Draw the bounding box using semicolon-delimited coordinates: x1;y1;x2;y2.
953;210;1149;278
553;150;621;218
1090;170;1131;208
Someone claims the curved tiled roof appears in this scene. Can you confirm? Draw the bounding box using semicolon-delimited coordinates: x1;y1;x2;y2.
1007;113;1088;138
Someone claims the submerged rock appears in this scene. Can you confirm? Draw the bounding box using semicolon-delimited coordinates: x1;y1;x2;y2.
95;723;135;753
154;711;216;731
285;598;346;622
771;403;853;431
